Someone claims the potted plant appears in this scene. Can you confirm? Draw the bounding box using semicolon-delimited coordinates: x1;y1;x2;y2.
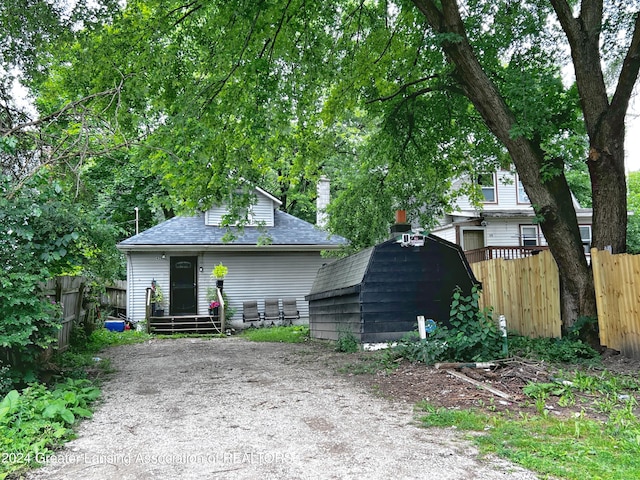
152;283;165;316
208;299;220;316
212;262;228;289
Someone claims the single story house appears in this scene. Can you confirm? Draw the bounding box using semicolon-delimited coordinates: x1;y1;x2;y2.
117;184;347;327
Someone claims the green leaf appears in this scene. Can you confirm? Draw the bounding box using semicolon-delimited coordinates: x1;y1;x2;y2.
0;390;20;420
60;408;75;424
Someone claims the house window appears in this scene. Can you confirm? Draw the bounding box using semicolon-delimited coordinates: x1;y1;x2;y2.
520;225;539;246
516;176;529;204
478;173;497;203
580;225;592;254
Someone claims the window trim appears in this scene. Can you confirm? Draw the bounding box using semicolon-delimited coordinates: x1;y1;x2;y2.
579;225;592;254
520;224;540;247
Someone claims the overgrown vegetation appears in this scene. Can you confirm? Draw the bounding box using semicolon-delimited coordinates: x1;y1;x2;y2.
241;325;309;343
417;367;640;479
388;286;504;364
0;379;101;478
0;329;150;478
509;334;600;365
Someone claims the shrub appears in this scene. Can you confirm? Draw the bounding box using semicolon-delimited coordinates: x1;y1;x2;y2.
389;285;503;364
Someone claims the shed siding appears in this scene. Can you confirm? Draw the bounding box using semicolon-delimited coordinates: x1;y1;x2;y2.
128;250;329;325
308;237;478;344
308;294;362;342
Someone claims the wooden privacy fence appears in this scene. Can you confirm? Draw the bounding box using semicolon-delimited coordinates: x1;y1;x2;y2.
471;249;640;358
470;250;561;338
42;276;91;352
42;276;127;351
591;248;640;358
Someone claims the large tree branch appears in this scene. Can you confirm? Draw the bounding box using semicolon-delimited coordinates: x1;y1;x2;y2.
549;0;608;139
609;13;640;127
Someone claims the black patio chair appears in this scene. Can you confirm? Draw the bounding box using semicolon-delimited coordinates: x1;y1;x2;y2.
263;298;281;326
242;300;261;324
281;298;300;325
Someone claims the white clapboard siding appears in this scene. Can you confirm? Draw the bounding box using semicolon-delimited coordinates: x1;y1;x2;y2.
200;251;331;325
452;170;530;211
126;252;171;322
205;191;275;226
127;250;332;325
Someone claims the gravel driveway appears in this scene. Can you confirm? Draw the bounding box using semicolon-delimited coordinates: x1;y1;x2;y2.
26;337;538;479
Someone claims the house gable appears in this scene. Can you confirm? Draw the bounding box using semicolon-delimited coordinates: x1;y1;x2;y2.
205;187;281;227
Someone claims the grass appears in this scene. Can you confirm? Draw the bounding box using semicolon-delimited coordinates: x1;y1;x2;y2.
240;325;309;343
416;368;640;480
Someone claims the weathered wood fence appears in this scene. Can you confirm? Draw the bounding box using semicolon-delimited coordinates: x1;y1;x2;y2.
471;249;640;358
42;276;127;351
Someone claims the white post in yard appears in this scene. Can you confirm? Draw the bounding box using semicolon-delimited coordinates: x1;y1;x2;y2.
417;315;426;340
499;315;508;356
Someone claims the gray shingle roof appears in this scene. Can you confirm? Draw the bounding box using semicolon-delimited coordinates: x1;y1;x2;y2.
117;210;348;249
307;247;373;296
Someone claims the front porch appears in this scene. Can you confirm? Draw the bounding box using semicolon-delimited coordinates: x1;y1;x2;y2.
147;314;225;335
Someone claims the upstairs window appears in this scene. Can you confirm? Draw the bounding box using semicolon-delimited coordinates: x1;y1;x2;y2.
520;225;539;246
477;173;497;203
516;176;530;204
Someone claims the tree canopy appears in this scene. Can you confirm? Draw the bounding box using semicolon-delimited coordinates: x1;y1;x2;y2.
3;0;640;335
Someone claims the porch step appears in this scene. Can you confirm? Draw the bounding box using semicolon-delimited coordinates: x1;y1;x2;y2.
148;315;223;335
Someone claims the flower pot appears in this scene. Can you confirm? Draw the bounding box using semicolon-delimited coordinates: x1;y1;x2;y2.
216;279;224;290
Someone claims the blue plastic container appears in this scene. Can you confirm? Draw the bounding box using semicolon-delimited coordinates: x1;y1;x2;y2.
105;320;125;332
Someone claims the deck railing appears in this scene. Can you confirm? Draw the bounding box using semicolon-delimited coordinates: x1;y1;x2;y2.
464;245;550;264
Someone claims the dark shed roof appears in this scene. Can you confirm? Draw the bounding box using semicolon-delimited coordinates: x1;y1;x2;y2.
307;247;374;300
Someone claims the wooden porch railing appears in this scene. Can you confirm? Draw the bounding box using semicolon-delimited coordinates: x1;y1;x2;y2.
464;245;550;264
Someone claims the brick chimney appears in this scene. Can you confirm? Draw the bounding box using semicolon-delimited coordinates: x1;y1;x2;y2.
316;176;330;228
390;209;411;238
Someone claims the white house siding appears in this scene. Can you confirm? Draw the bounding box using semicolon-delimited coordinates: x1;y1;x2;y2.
204;192;275;226
125;252;171;323
199;251;330;327
127;250;332;326
452;171;528;212
430;224;456;244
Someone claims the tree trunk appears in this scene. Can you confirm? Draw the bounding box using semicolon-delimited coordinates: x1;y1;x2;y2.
549;0;639;255
413;0;598;330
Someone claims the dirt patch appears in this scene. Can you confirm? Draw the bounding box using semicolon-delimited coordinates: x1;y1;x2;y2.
24;337;540;480
351;348;640;420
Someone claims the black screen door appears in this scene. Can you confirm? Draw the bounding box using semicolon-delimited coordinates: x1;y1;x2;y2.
170;256;197;315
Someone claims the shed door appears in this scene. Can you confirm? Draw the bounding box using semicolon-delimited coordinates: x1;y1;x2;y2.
170;256;197;315
462;229;485;251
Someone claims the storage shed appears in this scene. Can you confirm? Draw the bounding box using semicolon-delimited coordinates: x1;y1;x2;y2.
305;234;479;343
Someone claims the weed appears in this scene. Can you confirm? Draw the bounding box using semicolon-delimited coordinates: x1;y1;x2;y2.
335;328;359;353
0;379;101;477
388;286;504;365
508;334;600;365
418;369;640;479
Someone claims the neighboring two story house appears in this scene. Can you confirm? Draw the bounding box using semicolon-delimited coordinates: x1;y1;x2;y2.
430;169;593;263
